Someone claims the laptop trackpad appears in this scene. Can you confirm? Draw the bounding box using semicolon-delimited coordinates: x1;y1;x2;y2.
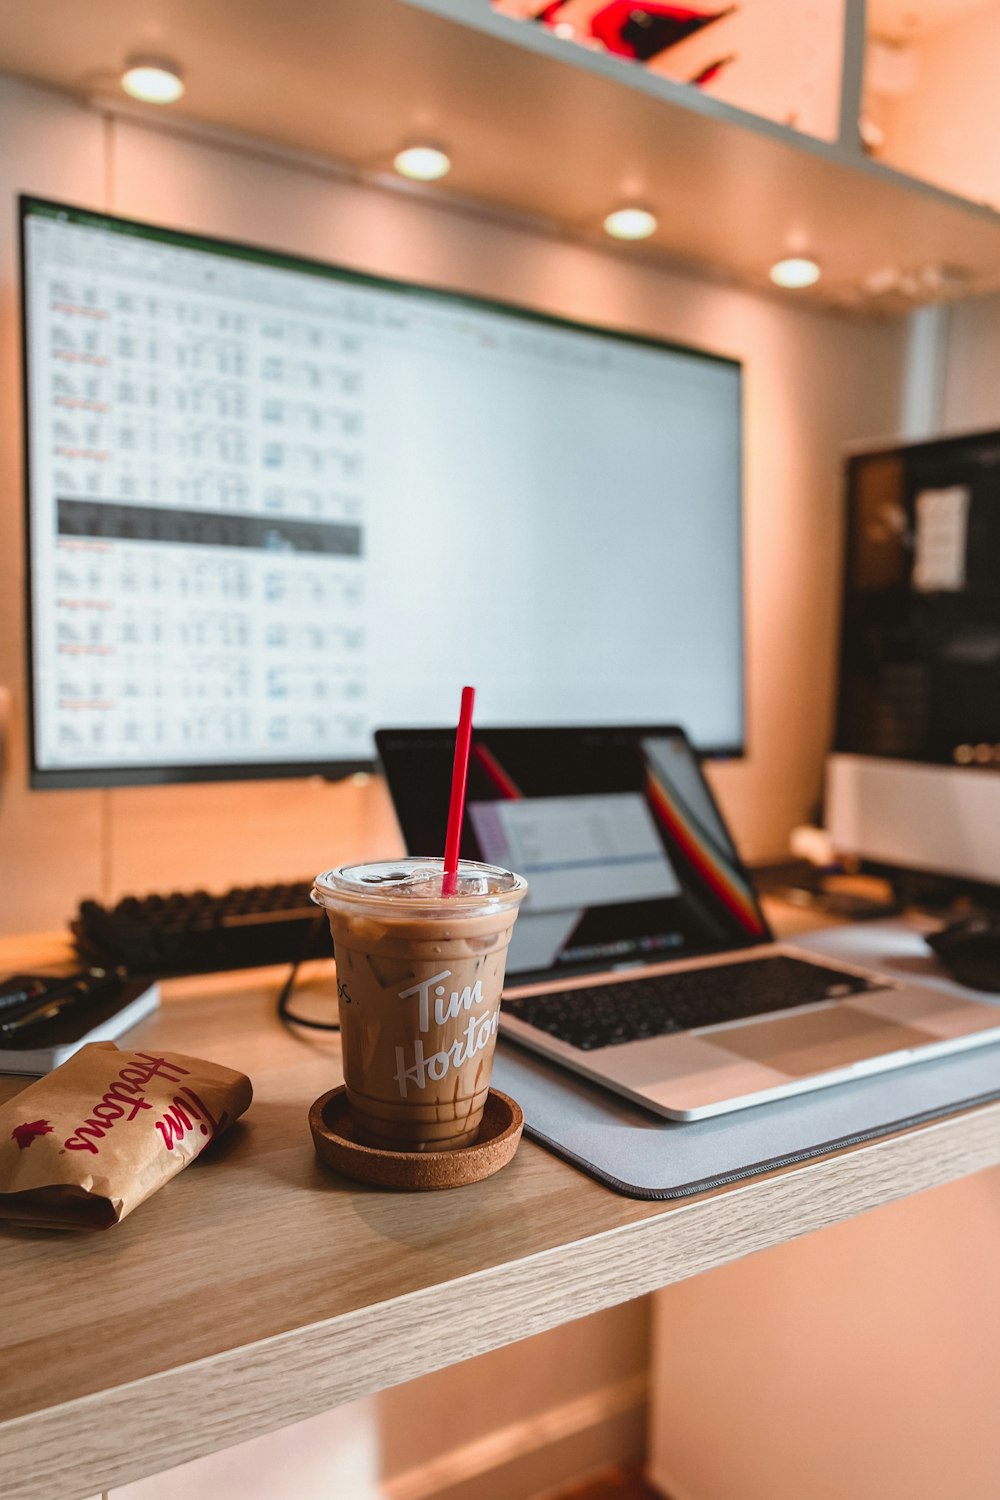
716;1006;935;1077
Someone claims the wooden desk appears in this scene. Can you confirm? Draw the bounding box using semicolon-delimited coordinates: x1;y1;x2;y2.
3;921;1000;1500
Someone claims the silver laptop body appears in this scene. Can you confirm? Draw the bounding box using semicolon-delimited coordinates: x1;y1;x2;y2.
377;725;1000;1120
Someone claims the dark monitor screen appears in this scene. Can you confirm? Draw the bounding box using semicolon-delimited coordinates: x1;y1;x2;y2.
836;429;1000;769
21;195;745;788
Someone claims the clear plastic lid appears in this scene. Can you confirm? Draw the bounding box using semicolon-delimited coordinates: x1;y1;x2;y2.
312;857;526;915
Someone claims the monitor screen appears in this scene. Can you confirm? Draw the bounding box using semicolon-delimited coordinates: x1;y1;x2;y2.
376;725;768;981
21;196;745;788
836;429;1000;768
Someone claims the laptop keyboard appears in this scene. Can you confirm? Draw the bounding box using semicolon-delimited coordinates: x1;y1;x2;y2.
503;954;887;1052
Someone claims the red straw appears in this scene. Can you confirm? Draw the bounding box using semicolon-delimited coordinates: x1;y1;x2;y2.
442;685;475;896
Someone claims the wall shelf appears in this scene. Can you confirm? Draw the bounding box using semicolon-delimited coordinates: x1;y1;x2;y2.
1;0;999;313
403;0;1000;313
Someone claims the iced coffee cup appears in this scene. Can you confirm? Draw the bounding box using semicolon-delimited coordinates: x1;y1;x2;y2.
312;858;527;1152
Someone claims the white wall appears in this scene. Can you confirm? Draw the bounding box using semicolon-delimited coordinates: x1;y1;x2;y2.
940;288;1000;432
0;73;910;933
873;1;1000;210
649;1167;1000;1500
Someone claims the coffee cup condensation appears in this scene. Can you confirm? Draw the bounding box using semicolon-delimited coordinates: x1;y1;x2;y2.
311;859;528;1152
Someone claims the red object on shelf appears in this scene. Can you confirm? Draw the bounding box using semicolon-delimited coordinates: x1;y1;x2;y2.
588;2;736;63
690;52;737;86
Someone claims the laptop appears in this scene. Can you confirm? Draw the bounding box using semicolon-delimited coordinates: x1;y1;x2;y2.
375;725;1000;1120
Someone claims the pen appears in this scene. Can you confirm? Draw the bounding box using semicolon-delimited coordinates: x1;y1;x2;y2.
0;967;123;1036
0;980;49;1016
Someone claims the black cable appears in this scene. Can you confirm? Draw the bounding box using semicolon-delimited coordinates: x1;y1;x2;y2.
276;914;339;1032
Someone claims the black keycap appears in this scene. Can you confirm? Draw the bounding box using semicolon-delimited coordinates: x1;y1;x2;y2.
73;879;331;976
504;955;886;1052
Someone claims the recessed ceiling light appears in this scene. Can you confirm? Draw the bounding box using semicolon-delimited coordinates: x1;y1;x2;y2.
121;56;185;105
393;144;452;182
769;256;821;289
603;206;658;241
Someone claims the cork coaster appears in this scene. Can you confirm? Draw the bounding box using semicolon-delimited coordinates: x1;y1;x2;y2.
309;1086;524;1190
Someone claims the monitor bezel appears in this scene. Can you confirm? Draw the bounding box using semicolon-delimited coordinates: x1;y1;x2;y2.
20;193;746;789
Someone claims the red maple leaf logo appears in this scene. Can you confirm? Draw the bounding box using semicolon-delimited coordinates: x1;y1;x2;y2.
12;1120;54;1150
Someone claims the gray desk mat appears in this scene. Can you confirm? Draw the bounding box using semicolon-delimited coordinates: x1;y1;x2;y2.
491;921;1000;1200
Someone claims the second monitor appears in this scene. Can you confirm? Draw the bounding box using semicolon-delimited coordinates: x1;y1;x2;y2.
827;427;1000;888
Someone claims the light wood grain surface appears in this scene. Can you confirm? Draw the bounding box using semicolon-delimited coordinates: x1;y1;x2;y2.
2;920;1000;1500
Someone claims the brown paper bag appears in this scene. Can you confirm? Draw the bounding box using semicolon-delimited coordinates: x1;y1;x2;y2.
0;1041;252;1228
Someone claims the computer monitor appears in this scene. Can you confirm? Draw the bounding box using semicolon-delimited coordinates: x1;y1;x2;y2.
827;428;1000;887
21;195;745;789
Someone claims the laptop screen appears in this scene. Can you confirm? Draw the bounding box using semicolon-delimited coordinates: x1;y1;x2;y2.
375;725;770;983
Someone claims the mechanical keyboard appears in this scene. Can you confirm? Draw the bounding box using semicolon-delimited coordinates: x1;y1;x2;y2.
503;954;886;1052
73;881;332;976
